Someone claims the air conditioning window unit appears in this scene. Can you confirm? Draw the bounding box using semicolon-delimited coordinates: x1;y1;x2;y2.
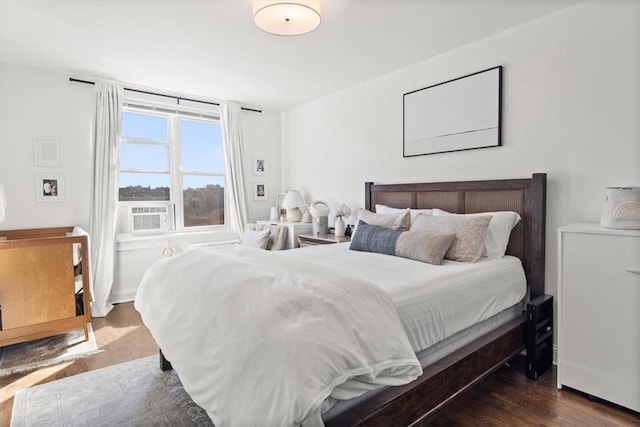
129;206;169;234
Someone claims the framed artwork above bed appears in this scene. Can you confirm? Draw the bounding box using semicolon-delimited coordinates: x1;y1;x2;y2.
403;66;502;157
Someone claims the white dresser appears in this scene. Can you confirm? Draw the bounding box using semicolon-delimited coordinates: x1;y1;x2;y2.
256;220;313;249
557;223;640;412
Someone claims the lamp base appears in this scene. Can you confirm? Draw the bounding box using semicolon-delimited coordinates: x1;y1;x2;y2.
286;207;302;222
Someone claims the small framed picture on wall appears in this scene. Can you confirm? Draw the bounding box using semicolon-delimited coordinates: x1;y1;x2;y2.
253;182;268;201
33;136;64;167
253;156;268;176
35;173;65;202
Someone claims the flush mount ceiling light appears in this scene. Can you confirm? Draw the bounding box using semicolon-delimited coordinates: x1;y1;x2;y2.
253;1;321;36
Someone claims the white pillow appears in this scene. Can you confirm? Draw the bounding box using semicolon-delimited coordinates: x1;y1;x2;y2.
375;204;433;223
240;228;271;249
432;209;521;258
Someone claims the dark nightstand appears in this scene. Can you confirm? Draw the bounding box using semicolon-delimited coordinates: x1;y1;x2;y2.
526;294;553;380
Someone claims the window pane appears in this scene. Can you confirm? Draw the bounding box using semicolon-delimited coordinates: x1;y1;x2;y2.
119;172;170;201
181;119;223;172
120;143;169;170
122;111;167;141
183;175;224;227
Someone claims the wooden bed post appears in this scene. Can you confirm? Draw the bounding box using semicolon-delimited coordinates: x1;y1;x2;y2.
528;173;547;299
365;182;373;211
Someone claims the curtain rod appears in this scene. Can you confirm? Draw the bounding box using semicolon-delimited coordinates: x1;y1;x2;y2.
69;78;262;113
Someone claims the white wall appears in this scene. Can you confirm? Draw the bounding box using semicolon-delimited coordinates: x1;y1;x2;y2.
0;64;95;230
283;0;639;352
0;63;283;303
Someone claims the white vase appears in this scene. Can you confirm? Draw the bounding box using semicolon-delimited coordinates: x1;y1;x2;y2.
334;216;346;237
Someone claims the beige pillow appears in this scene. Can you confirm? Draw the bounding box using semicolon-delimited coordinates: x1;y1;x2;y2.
240;228;271;249
411;214;491;262
395;231;456;265
432;209;521;258
357;208;411;231
248;223;288;250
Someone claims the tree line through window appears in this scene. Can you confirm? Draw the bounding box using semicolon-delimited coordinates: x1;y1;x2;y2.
119;108;225;230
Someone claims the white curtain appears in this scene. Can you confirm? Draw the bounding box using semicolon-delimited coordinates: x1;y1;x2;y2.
221;103;249;232
89;82;123;317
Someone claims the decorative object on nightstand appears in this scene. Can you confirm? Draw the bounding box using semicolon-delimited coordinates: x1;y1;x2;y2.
332;204;351;238
270;206;279;221
301;207;312;223
526;294;553;380
282;190;306;222
345;224;352;237
309;200;330;235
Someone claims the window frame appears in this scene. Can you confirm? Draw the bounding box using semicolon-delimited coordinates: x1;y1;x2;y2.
119;104;228;234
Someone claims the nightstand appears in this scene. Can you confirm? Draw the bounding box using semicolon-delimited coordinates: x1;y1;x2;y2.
256;220;312;249
297;234;350;247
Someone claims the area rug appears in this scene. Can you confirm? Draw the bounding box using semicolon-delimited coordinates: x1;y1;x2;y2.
0;325;100;377
11;355;213;427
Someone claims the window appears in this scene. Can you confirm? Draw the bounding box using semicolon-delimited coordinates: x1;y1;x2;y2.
119;107;225;231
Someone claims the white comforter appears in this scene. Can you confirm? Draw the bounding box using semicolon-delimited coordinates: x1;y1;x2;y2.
135;245;422;427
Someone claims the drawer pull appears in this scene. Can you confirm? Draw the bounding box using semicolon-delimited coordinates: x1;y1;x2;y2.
626;267;640;274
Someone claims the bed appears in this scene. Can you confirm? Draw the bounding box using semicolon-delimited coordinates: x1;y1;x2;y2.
136;173;546;427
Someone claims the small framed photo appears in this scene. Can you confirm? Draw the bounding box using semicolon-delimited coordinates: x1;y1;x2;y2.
253;182;268;201
34;137;63;167
35;173;65;202
252;156;268;176
276;192;287;210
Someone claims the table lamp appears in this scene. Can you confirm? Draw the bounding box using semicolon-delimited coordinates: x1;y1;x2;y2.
282;190;306;222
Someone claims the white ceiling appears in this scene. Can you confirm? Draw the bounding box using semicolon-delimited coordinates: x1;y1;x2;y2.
0;0;582;111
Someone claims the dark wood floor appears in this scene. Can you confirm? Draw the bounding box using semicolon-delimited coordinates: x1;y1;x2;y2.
1;303;638;426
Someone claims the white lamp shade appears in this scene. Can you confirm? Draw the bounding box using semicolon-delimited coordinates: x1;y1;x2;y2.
282;190;306;209
282;190;306;222
253;1;321;36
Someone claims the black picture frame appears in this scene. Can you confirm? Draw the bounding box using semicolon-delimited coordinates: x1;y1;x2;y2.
403;66;502;157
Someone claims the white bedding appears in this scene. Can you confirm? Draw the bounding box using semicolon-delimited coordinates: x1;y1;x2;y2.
135;244;422;427
135;242;526;427
297;243;527;353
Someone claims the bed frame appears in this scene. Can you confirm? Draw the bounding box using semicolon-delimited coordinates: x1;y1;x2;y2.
326;172;547;426
159;172;547;426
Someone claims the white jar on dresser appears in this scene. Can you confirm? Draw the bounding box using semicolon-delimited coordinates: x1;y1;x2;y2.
557;223;640;412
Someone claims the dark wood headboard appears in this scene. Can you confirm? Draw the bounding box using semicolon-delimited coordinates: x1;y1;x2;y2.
364;173;546;299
